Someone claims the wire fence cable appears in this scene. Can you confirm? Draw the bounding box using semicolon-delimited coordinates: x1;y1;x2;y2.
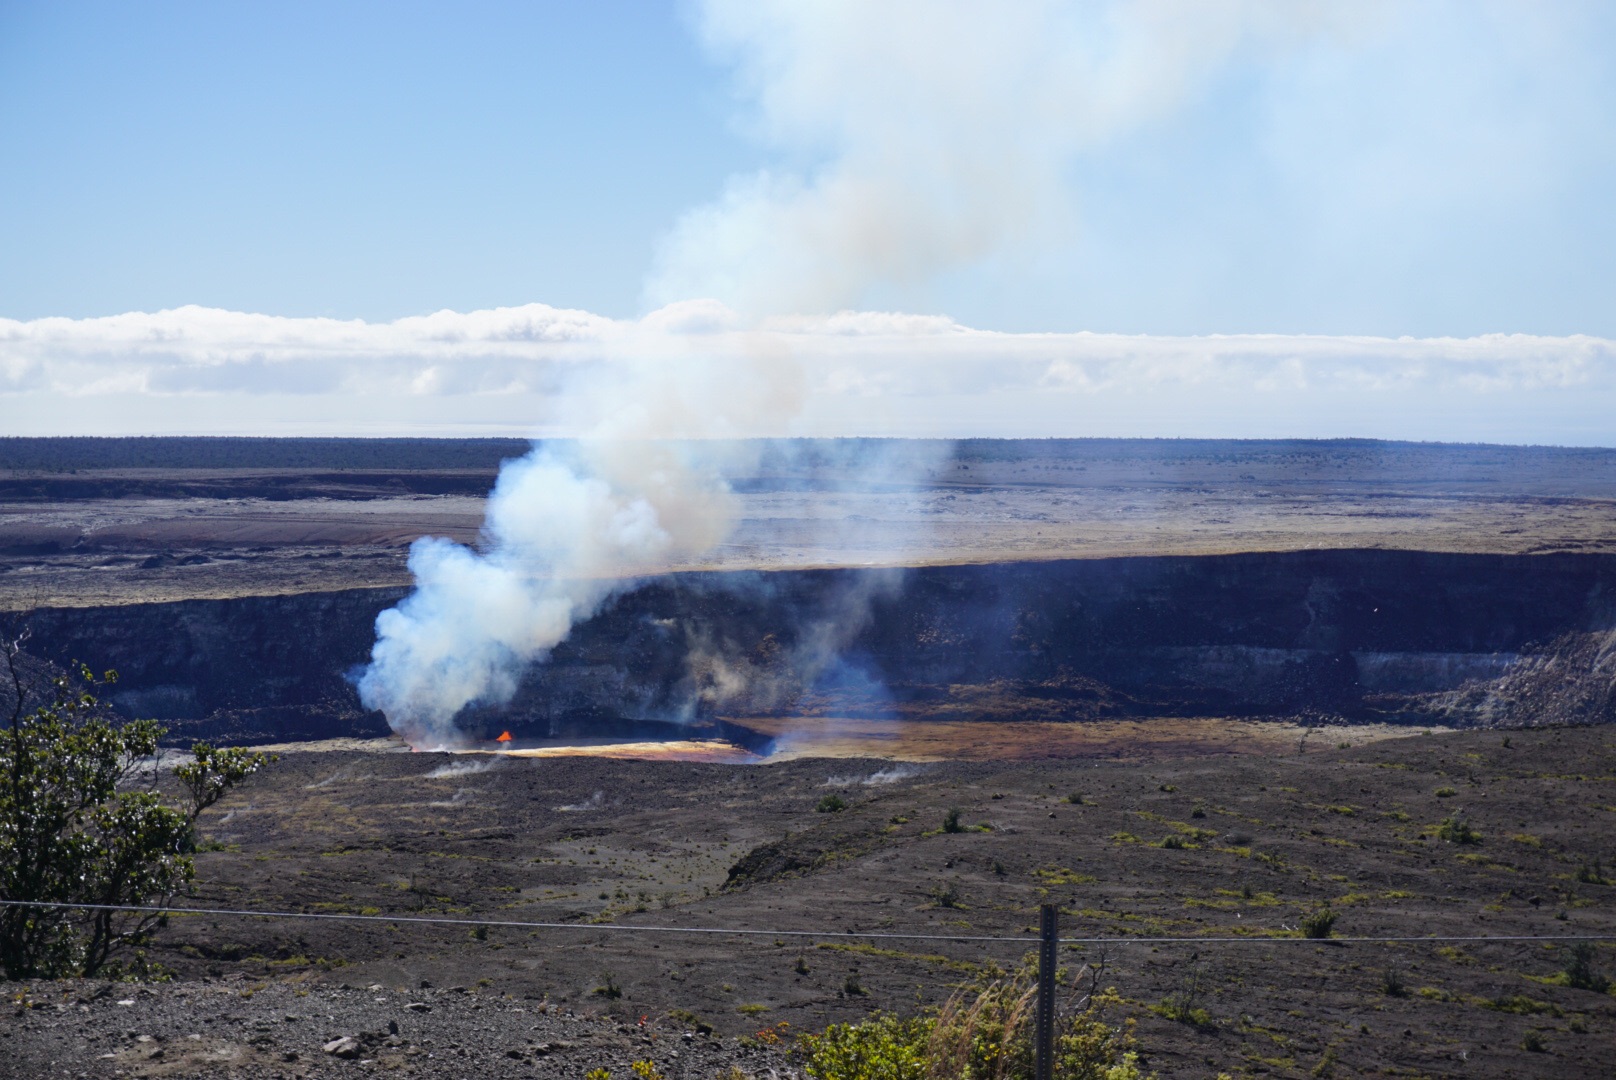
1;899;1609;947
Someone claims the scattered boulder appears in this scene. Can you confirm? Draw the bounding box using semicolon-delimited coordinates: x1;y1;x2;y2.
322;1035;363;1059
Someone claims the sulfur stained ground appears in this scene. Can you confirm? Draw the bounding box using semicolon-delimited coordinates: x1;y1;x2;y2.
43;723;1611;1079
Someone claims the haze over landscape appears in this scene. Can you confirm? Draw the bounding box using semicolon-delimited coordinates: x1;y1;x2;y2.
4;4;1616;1079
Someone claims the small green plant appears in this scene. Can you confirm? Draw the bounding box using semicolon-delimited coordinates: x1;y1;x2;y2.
795;954;811;975
1521;1030;1546;1053
630;1060;665;1080
942;807;964;834
1300;907;1338;939
1575;859;1609;885
1154;961;1211;1027
470;924;488;941
1435;815;1481;845
585;1069;611;1080
930;882;963;908
1159;834;1185;850
1158;783;1177;793
1379;964;1406;997
1190;804;1207;819
1564;942;1610;992
843;972;867;996
667;1007;713;1036
817;793;847;813
737;1003;770;1016
1065;791;1086;805
593;972;622;999
1434;786;1458;798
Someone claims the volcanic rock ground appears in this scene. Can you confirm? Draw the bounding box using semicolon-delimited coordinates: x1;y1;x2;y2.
9;728;1616;1079
4;438;1616;608
4;438;1616;1078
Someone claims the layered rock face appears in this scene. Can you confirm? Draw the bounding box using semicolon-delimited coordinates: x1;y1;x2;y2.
18;549;1616;745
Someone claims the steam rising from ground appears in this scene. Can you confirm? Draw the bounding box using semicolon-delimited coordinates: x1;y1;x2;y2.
355;326;805;745
651;0;1368;315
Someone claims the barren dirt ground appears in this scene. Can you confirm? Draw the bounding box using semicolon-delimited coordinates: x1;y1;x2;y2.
11;726;1615;1079
5;441;1616;607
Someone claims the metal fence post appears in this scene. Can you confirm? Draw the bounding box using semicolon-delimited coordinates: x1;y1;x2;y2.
1036;902;1058;1080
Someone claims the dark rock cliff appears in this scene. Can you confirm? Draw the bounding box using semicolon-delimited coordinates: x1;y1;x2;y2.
17;549;1616;744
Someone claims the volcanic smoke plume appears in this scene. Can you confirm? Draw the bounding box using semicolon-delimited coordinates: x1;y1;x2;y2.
355;318;803;746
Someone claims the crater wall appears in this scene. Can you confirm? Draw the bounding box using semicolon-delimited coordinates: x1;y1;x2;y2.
18;549;1616;744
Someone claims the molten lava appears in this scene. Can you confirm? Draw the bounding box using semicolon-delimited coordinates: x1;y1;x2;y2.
495;730;512;743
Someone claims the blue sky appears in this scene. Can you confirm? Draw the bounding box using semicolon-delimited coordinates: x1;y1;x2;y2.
0;1;757;321
3;1;1616;441
3;0;1614;336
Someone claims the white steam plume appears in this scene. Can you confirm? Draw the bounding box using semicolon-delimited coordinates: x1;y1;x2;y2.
355;322;805;746
649;0;1370;315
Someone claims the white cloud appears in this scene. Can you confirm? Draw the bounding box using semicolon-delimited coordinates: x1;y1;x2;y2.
2;302;1613;443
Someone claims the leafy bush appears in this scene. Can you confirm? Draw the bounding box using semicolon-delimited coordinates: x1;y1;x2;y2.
0;648;270;979
1379;964;1406;997
1300;908;1338;939
667;1007;713;1036
1564;942;1610;992
1153;961;1211;1028
817;794;848;813
942;808;964;834
1434;786;1457;798
799;1013;931;1080
799;971;1153;1080
1435;816;1481;845
1158;835;1185;850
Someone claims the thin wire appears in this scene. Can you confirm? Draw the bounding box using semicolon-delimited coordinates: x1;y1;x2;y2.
2;899;1609;946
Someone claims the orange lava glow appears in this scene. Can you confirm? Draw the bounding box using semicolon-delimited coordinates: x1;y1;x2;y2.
495;731;513;743
499;739;761;763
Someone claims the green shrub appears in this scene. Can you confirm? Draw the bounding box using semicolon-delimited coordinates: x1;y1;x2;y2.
1435;816;1481;845
1575;859;1609;885
0;653;270;979
1564;942;1610;992
942;808;964;834
800;973;1152;1080
1153;962;1211;1028
799;1013;931;1080
667;1007;713;1036
1158;835;1185;850
817;794;848;813
1300;908;1338;939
